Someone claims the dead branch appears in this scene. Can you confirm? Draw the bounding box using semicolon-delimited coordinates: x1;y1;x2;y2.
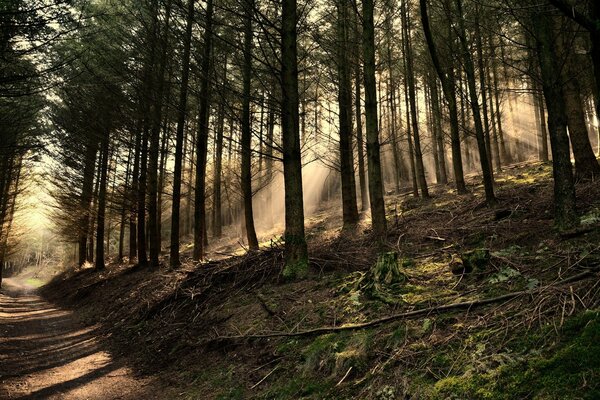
211;270;598;341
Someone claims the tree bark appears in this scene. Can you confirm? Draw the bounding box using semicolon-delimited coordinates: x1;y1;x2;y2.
420;0;467;194
170;0;194;267
454;0;496;205
193;0;214;261
95;132;110;271
402;0;429;197
363;0;387;238
241;0;259;250
533;10;579;230
281;0;308;268
337;0;359;228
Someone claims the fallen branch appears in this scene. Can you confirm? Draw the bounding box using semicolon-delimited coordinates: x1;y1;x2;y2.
212;270;597;341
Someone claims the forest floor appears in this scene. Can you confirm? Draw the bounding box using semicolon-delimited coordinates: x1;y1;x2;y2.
4;160;600;399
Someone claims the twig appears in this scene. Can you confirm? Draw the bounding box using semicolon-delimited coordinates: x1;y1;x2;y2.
336;367;353;386
250;365;279;389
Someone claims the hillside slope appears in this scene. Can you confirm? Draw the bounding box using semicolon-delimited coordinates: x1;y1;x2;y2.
42;162;600;399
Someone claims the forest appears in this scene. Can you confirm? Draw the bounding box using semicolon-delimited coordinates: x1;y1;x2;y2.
1;0;600;398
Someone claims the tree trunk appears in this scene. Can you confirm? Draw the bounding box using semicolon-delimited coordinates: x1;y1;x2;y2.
354;23;368;212
402;0;429;197
78;137;98;266
533;10;579;230
170;0;194;267
337;0;359;228
193;0;214;261
430;74;448;184
558;30;600;180
420;0;467;194
363;0;387;238
281;0;308;271
241;0;259;250
454;0;496;205
95;132;110;271
147;0;171;269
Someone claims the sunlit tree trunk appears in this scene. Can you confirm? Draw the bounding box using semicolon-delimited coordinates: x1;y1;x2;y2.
95;131;110;271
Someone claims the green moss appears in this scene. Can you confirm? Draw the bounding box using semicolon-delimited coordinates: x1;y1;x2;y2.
260;376;334;399
283;259;309;280
463;249;490;272
216;386;245;400
433;310;600;400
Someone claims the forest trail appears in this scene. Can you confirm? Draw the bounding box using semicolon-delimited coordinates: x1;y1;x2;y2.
0;278;161;400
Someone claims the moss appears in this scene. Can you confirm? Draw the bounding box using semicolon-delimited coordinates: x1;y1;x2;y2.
433;310;600;400
283;259;309;280
260;375;335;399
303;333;347;374
463;249;490;272
216;386;245;400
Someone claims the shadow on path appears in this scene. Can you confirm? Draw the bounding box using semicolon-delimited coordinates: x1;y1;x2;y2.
0;278;161;400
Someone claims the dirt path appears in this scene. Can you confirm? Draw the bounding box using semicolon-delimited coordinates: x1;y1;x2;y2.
0;278;163;400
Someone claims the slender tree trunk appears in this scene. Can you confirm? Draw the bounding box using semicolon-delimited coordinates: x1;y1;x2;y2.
193;0;214;261
475;6;493;172
430;75;448;184
420;0;467;194
78;138;98;266
402;0;429;197
170;0;194;267
118;148;132;263
129;128;140;262
337;0;359;228
241;0;259;250
533;10;579;230
455;0;496;205
355;60;368;211
147;0;171;269
213;96;225;238
281;0;308;270
95;132;110;271
363;0;387;238
403;51;418;197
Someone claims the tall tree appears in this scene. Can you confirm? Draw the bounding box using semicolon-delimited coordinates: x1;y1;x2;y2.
363;0;387;237
193;0;215;261
241;0;259;250
420;0;468;194
337;0;360;228
170;0;195;267
281;0;308;273
532;7;579;230
454;0;496;205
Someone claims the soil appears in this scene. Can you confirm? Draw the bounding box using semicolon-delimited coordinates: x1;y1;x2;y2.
0;278;164;400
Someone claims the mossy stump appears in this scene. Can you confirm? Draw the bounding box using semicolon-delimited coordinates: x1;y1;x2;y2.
361;252;407;304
